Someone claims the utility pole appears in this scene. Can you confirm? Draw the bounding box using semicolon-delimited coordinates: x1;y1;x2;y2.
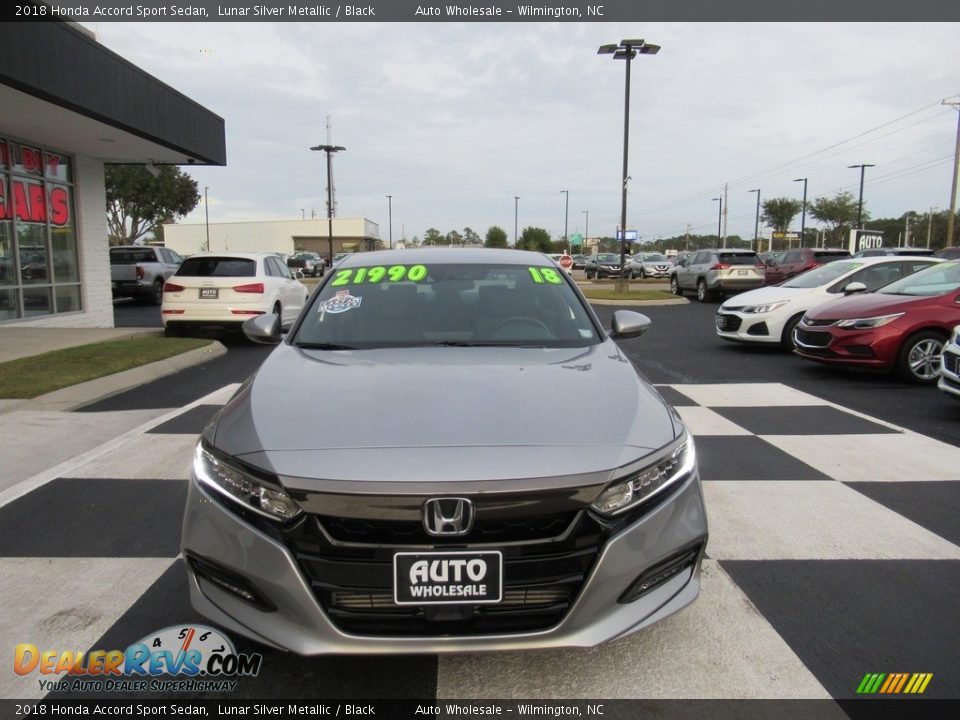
944;96;960;247
722;183;729;248
685;223;691;251
326;115;338;218
927;207;935;248
904;215;910;247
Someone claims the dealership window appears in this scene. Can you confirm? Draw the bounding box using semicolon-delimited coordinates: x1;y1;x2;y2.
0;138;80;321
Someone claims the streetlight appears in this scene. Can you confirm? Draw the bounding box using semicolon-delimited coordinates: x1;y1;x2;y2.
848;164;874;229
514;196;520;246
793;178;808;247
560;190;569;252
310;143;346;263
748;189;760;253
582;210;589;254
386;195;393;249
598;38;660;281
711;197;722;246
204;186;210;251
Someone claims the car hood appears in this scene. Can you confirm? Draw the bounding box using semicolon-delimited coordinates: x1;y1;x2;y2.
721;286;809;308
211;341;679;485
805;291;931;320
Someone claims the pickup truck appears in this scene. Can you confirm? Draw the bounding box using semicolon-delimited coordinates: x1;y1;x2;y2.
287;251;325;278
110;245;182;305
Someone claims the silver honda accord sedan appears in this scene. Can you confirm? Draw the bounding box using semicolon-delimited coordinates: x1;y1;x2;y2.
181;248;707;654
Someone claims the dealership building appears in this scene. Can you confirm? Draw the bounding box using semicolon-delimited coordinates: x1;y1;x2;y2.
163;217;380;259
0;22;225;328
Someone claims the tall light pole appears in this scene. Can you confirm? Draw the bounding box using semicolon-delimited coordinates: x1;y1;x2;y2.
310;143;346;262
945;97;960;248
204;186;210;251
793;178;808;247
848;164;874;229
386;195;393;249
712;197;722;246
514;196;520;246
748;189;760;253
599;38;660;283
582;210;589;254
560;190;569;252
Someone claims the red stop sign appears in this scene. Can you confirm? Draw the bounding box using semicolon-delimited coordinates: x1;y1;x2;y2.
560;255;573;269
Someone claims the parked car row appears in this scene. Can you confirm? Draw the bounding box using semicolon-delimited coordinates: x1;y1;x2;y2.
710;253;960;392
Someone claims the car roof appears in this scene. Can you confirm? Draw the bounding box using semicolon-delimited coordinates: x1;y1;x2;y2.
179;252;269;260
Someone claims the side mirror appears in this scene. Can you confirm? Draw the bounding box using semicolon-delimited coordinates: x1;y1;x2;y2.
243;313;282;344
610;310;652;339
843;281;867;296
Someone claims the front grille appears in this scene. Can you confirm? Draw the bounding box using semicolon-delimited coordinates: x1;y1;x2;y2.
716;314;742;332
795;329;832;349
802;317;836;328
284;510;605;637
944;352;958;375
321;511;575;545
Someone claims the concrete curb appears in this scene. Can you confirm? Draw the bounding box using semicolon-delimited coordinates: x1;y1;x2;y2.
0;340;227;415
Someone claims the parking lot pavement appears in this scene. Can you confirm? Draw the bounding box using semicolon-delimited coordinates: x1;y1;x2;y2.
2;382;958;702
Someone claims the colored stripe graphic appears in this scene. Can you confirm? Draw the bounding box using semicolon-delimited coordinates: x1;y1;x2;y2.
857;672;932;694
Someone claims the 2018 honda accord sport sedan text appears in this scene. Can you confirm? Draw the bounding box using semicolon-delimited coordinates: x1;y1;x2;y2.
181;248;707;654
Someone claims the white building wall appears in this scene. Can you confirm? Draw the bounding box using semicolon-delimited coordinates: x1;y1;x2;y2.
163;218;378;256
16;154;114;328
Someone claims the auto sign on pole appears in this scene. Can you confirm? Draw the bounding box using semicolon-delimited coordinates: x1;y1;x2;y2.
849;229;885;254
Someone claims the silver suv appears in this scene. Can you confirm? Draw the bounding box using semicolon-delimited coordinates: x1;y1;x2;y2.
670;249;764;302
627;252;673;279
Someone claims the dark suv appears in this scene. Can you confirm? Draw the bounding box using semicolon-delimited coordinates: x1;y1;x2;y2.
764;248;851;285
670;249;764;302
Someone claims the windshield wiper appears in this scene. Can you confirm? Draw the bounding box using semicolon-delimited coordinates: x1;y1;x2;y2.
430;340;546;348
295;342;359;350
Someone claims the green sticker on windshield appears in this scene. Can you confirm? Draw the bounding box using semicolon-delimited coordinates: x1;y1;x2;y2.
331;264;428;286
528;267;564;284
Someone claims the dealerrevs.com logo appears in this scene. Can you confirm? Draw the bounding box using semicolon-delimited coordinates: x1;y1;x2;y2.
14;625;262;693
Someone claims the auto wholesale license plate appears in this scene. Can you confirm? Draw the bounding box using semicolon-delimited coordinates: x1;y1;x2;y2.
716;315;727;330
393;550;502;605
199;288;219;299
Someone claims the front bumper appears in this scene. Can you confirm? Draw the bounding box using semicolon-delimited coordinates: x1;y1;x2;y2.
181;470;707;655
715;311;779;344
793;322;896;369
938;346;960;399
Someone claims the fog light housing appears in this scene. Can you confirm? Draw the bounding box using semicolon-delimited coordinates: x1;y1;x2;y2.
619;543;703;604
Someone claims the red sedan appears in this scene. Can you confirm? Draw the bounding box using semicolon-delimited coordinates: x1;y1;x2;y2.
793;261;960;383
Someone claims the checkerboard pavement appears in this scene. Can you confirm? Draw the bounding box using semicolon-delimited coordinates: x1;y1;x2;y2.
1;383;958;701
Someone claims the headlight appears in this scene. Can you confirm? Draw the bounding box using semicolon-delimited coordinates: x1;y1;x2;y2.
193;442;302;521
835;312;905;329
742;300;790;314
591;436;697;517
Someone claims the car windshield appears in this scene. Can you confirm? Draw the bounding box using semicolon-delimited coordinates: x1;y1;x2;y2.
595;254;619;262
878;261;960;297
781;261;866;289
110;248;156;264
642;254;668;262
294;262;599;349
176;257;256;277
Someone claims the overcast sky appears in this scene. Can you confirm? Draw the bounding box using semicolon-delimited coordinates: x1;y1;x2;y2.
84;21;960;244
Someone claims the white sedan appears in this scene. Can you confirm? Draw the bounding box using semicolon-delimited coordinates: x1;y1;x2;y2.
714;256;942;350
161;252;308;337
938;324;960;400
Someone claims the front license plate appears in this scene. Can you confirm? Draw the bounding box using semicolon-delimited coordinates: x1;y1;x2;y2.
199;288;219;299
716;316;726;330
393;550;502;606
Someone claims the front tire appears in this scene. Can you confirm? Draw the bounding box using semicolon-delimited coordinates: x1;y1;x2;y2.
896;330;946;384
151;280;164;306
780;313;804;351
670;276;682;296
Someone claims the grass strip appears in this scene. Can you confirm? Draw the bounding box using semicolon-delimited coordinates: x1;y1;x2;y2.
0;336;212;399
580;288;678;301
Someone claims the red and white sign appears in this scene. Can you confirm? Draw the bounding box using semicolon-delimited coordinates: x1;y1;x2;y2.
559;253;573;269
0;179;71;226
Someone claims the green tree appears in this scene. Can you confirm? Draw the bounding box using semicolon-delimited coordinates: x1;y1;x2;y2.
809;191;863;247
517;226;552;253
463;227;481;245
446;230;464;246
485;225;508;248
761;197;802;233
105;165;199;245
423;228;443;246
